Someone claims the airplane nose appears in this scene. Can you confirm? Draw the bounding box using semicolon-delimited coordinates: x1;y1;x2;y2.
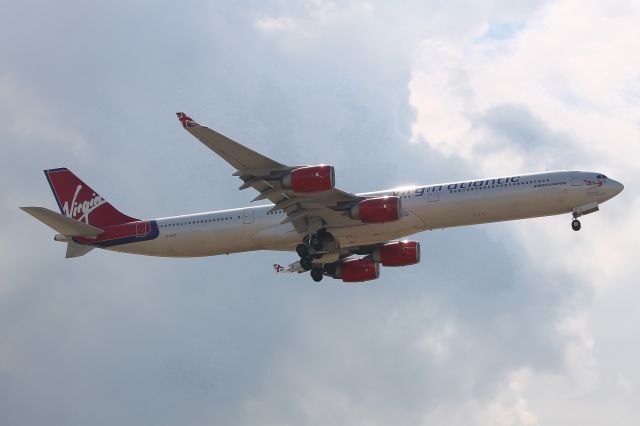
611;180;624;195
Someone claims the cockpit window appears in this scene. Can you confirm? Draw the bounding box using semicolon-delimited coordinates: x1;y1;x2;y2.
596;174;607;179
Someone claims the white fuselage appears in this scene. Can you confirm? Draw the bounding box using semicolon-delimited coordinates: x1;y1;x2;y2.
109;170;622;257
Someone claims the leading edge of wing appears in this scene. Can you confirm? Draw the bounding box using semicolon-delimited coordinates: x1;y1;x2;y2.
176;112;362;232
176;112;287;172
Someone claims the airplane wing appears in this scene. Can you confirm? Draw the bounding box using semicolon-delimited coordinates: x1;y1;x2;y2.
177;112;362;232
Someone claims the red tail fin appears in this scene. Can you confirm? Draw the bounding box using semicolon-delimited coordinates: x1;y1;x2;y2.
44;168;138;227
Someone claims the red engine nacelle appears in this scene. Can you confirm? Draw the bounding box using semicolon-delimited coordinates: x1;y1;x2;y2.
372;241;421;267
351;196;401;223
282;165;335;193
335;258;380;283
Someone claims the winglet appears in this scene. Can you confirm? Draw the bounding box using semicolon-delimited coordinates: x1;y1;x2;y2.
176;112;199;128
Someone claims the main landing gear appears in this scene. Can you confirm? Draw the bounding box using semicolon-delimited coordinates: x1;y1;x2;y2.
310;268;324;282
296;242;315;271
299;255;313;271
296;229;332;282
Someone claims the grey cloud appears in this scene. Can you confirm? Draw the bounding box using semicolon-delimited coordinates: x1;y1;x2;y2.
474;103;592;170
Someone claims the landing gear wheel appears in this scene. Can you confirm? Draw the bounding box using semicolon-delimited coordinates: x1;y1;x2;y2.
310;268;324;282
571;219;581;231
296;243;308;258
300;256;313;271
310;235;323;251
323;262;337;276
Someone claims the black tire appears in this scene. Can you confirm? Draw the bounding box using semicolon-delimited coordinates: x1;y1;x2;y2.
310;268;324;282
296;243;308;258
300;256;313;271
572;219;581;231
310;235;323;251
323;262;337;276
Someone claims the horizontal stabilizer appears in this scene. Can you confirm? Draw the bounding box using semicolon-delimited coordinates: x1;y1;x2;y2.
20;206;104;237
66;241;95;258
284;260;305;274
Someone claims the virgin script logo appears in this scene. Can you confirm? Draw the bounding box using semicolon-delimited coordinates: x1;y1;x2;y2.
584;179;604;188
62;185;106;223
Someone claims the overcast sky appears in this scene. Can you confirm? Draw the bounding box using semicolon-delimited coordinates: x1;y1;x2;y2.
1;1;639;425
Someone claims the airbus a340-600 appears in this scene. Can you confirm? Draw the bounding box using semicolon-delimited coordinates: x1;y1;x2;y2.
22;113;624;283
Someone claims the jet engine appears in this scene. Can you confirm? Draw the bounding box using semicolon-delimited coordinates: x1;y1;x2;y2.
282;165;335;193
332;258;380;283
350;196;401;223
372;241;420;266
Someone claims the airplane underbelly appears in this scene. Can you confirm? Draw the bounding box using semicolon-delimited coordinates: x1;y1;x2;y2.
251;223;300;250
416;188;572;229
329;211;426;246
108;226;259;257
174;228;258;256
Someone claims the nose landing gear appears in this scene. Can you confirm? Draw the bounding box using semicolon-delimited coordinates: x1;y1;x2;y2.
570;202;599;232
571;209;582;231
571;219;581;231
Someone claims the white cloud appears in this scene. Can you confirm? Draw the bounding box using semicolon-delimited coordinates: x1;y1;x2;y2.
411;0;640;173
410;0;640;423
417;321;456;362
255;16;302;34
422;370;538;426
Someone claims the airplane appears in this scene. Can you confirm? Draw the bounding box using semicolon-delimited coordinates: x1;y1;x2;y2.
21;113;624;283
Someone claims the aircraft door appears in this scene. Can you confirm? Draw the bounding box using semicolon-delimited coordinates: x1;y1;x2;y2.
428;189;439;202
571;174;583;186
243;208;254;224
136;221;149;237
